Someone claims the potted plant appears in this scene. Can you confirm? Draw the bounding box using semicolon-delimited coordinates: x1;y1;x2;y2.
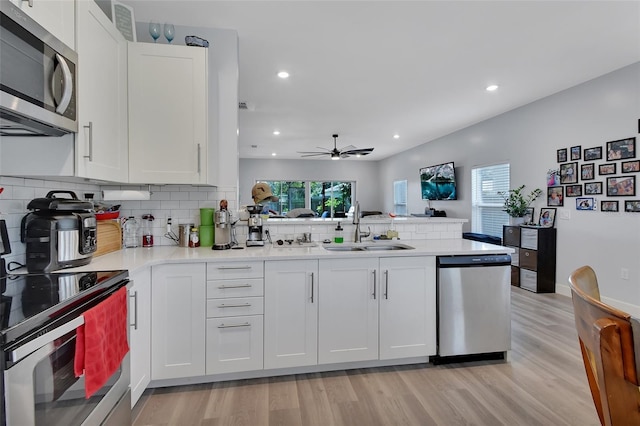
498;185;542;225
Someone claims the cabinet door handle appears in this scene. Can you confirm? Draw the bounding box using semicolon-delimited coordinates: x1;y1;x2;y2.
217;303;251;308
129;290;138;330
53;53;73;114
217;265;252;270
23;0;34;7
310;272;314;303
525;252;530;257
384;270;389;300
83;122;93;160
197;143;201;174
217;322;251;329
372;270;377;299
217;284;252;289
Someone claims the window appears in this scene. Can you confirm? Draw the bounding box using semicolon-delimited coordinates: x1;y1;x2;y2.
393;180;407;215
259;181;353;218
471;163;510;237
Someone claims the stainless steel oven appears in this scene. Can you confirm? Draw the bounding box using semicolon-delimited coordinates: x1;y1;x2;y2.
0;1;77;136
1;271;130;426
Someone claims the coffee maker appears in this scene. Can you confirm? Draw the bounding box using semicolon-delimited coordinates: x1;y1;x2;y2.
213;200;232;250
246;205;264;247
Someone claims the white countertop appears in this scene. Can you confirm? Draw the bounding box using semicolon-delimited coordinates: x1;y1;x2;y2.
66;239;513;274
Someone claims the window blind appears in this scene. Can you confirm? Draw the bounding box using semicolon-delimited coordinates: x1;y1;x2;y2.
471;163;510;237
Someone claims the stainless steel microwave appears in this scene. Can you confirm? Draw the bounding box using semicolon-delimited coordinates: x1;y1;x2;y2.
0;1;78;136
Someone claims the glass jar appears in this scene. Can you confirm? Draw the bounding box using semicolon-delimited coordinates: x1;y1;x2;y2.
189;227;200;247
123;217;140;248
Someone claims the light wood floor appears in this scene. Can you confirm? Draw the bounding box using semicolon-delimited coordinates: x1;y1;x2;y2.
132;287;599;426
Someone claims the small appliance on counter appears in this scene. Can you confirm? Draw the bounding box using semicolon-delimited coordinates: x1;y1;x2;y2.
213;200;232;250
20;191;96;272
0;219;10;284
246;205;265;247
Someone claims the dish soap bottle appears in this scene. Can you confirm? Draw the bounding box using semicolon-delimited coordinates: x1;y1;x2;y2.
334;222;344;243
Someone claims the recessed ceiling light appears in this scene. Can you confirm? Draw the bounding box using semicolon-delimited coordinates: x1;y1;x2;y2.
393;134;400;139
273;130;280;135
486;84;499;92
277;71;290;79
271;152;277;156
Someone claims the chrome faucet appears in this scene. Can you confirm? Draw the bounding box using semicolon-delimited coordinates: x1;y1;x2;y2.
353;201;370;242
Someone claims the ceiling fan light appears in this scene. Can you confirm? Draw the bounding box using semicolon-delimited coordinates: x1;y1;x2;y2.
331;152;340;160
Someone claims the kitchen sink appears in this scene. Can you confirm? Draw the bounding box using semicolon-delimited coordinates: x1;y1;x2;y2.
323;242;414;251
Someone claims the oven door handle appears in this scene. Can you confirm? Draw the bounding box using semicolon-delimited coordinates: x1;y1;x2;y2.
10;316;84;364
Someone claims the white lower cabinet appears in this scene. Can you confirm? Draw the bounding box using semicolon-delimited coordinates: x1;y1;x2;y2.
151;263;206;380
205;261;264;374
264;260;318;369
379;256;436;359
318;258;379;364
128;267;151;407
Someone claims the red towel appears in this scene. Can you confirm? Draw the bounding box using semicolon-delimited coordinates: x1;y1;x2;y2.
74;286;129;399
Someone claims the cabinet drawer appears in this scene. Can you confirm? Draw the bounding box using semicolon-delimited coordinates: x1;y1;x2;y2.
207;297;264;318
520;228;538;250
207;261;263;280
206;315;264;374
519;248;538;271
520;269;537;292
207;278;264;298
510;250;519;266
503;226;520;247
511;266;520;287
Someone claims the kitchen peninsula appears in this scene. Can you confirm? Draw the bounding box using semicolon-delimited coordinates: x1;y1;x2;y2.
67;222;513;407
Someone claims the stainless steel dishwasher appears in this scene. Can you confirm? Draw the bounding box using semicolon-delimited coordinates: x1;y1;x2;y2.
437;254;512;358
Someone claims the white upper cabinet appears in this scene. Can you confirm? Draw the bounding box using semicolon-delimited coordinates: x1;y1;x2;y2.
75;0;128;182
9;0;75;48
128;43;208;184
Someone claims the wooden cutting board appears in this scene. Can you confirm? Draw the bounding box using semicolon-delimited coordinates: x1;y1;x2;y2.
96;220;122;257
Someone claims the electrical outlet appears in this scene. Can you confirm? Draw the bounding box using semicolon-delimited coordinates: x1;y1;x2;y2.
621;268;629;280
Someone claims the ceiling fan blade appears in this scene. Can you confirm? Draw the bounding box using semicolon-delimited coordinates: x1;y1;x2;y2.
342;148;374;156
314;147;331;152
300;153;329;157
298;150;326;154
339;145;357;152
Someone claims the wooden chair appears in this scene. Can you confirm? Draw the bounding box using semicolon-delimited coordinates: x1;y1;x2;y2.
569;267;640;425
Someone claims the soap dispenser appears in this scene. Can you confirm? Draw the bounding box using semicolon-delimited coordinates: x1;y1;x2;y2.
334;222;344;243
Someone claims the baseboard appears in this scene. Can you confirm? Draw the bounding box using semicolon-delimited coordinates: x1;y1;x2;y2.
556;282;640;317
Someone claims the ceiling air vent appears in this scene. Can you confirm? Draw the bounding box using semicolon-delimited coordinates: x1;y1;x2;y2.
238;102;248;110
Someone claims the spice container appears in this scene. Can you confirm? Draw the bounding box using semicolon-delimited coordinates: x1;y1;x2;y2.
189;226;200;247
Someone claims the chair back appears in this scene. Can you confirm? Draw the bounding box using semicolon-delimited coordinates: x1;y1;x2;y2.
568;265;601;301
569;271;640;426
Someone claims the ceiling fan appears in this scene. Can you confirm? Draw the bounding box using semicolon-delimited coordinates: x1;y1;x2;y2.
298;134;374;160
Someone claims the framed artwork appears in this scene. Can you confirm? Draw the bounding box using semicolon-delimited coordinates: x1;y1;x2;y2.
622;160;640;173
538;208;556;228
606;137;636;161
599;163;616;175
566;184;582;197
601;201;619;212
559;162;578;184
547;186;563;206
584;146;603;161
570;145;581;160
522;207;535;225
606;176;636;196
112;1;137;42
625;200;640;212
557;148;567;163
576;197;595;210
547;169;560;187
580;163;595;180
584;182;603;195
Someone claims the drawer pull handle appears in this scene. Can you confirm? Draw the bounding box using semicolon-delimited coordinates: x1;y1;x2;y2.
217;303;251;308
217;284;252;289
217;266;252;270
218;322;251;329
525;252;530;256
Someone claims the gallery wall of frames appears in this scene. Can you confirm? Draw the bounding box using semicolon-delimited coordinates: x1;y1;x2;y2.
548;135;638;214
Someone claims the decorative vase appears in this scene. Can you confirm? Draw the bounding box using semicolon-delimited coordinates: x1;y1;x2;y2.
509;216;525;226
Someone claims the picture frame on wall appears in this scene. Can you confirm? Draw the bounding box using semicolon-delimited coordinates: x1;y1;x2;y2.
566;184;582;197
576;197;595;210
580;163;594;180
547;186;563;206
622;160;640;173
584;182;603;195
570;145;581;160
606;176;636;196
538;208;556;227
606;137;636;161
584;146;603;161
601;200;619;212
557;148;567;163
625;200;640;212
599;163;616;175
559;162;578;184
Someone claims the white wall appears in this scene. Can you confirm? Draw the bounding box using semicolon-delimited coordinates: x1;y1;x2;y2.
380;62;640;313
239;158;380;210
